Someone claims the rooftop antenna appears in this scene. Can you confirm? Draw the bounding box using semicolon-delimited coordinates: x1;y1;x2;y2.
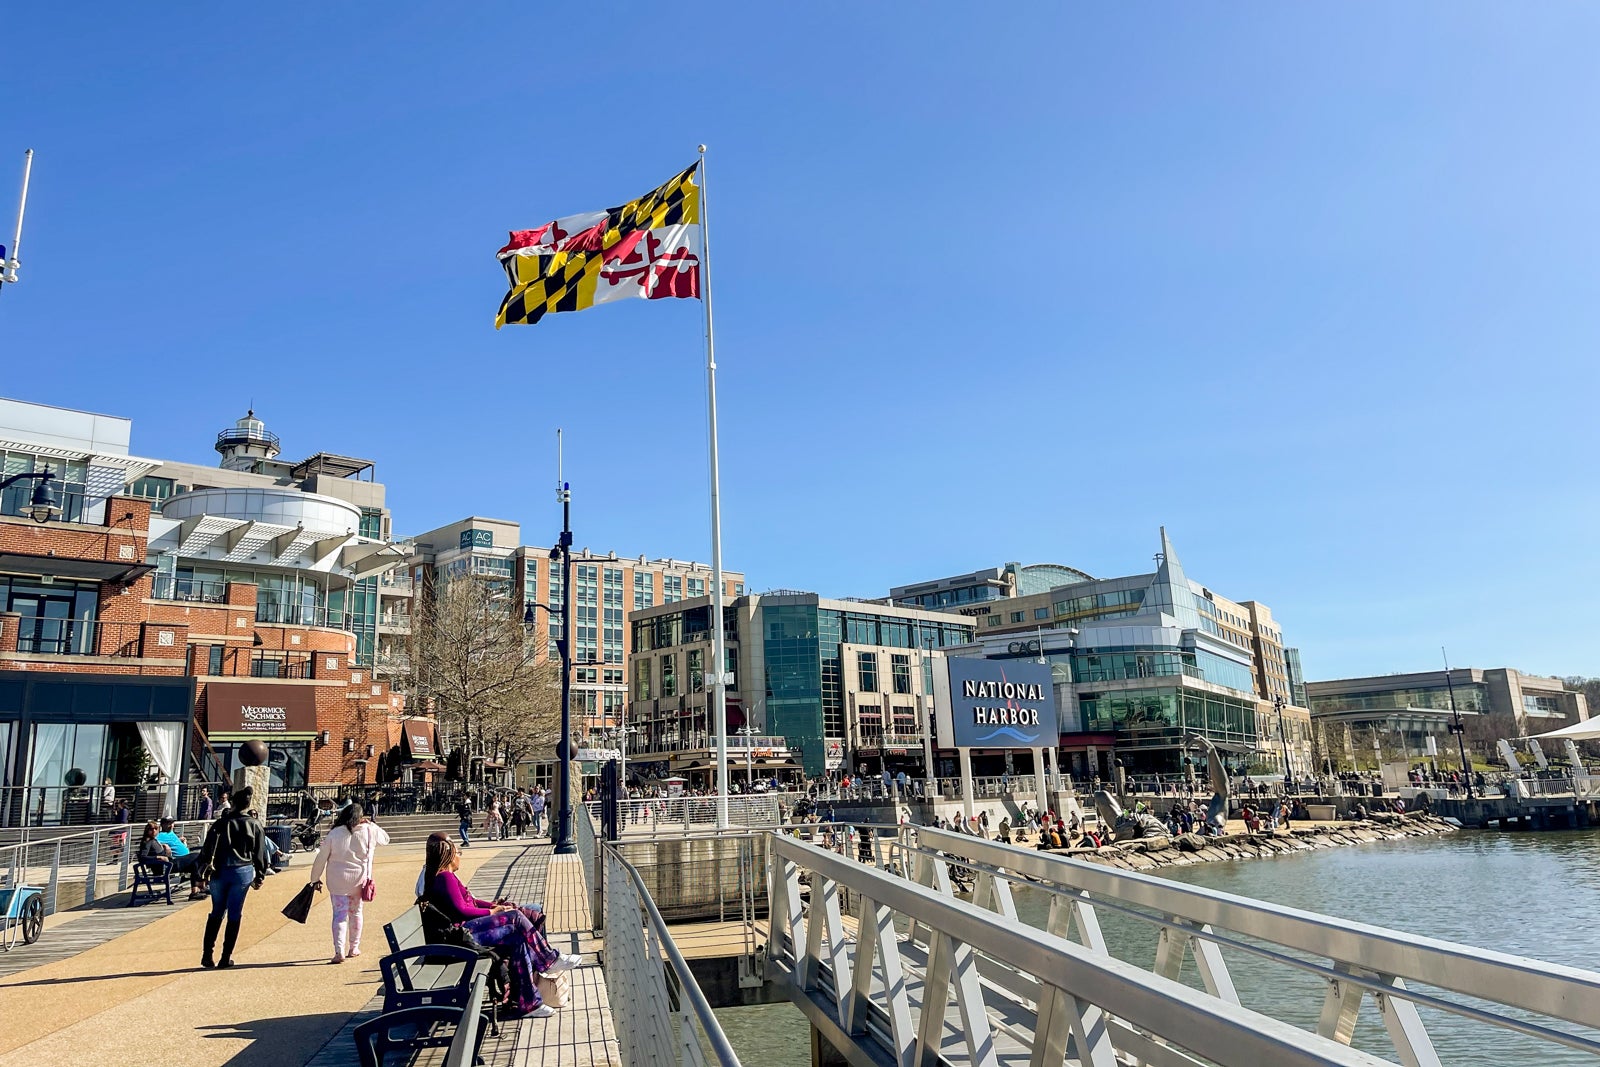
0;149;35;292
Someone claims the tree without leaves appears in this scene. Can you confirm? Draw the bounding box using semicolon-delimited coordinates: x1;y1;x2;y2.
410;578;564;778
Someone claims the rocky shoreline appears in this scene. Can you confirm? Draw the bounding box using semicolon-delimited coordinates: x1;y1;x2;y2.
1048;812;1457;872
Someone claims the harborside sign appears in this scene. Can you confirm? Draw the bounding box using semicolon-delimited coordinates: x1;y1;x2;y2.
939;657;1057;749
207;682;318;734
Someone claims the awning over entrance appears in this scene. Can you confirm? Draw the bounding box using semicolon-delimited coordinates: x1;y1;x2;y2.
0;551;154;585
401;718;436;758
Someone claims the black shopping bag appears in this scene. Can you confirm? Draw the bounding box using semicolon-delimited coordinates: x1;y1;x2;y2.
281;882;318;924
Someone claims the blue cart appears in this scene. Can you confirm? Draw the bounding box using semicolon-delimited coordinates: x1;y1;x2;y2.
0;881;44;951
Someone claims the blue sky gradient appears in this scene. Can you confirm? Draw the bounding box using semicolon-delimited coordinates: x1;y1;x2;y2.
3;5;1596;680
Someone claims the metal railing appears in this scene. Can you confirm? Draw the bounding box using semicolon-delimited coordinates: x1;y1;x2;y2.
7;618;146;658
151;575;229;604
892;825;1600;1065
0;784;218;828
1;819;212;917
603;844;743;1067
584;794;784;837
769;832;1396;1067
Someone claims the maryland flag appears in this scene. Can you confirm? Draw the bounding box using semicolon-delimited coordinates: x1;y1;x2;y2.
495;162;702;328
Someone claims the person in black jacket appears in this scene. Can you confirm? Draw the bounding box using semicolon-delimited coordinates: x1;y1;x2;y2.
197;785;269;969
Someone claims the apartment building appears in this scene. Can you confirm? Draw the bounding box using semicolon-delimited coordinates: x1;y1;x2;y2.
629;592;974;780
402;516;744;747
0;400;415;825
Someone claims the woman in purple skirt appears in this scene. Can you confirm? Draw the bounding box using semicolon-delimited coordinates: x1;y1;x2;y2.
421;835;579;1017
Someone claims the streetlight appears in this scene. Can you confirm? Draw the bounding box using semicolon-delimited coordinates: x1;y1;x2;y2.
736;723;756;791
0;471;60;524
521;479;575;855
1273;693;1294;793
1442;652;1475;800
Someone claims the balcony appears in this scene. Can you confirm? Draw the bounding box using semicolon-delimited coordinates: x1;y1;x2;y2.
255;601;348;629
152;575;228;604
8;618;146;658
378;613;411;633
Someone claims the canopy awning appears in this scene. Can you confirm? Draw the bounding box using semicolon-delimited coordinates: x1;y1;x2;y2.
1526;718;1600;742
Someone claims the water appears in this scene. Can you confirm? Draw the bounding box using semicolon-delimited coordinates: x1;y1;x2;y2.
714;831;1600;1066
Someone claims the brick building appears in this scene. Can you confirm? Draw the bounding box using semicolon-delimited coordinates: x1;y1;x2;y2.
0;399;420;826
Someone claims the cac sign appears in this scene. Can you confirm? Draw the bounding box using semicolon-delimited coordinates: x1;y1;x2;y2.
936;657;1058;749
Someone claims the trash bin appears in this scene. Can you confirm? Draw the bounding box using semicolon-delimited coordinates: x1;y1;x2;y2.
266;824;294;866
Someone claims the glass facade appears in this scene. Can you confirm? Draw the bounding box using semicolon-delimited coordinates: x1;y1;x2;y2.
602;567;624;664
575;564;598;663
1309;684;1491;716
0;452;89;523
1078;687;1258;764
762;604;825;777
857;651;879;693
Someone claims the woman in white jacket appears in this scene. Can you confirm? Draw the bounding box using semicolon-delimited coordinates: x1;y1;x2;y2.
309;802;390;963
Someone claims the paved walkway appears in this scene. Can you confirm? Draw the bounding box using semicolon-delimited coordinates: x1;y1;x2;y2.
0;839;514;1066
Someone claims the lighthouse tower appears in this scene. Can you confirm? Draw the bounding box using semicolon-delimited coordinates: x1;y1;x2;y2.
214;409;281;472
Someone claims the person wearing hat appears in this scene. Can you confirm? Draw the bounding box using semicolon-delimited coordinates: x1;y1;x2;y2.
196;784;269;969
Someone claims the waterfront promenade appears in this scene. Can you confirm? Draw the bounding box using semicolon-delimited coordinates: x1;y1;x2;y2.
0;836;613;1067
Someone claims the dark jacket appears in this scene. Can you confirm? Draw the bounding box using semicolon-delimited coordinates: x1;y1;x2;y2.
199;810;268;879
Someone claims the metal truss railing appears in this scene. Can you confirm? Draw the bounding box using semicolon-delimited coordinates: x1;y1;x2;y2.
769;832;1395;1067
604;844;743;1067
897;825;1600;1065
1;819;212;916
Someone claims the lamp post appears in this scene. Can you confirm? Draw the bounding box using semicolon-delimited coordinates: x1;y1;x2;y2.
1442;652;1475;800
0;471;60;523
1273;693;1294;794
521;481;575;855
736;723;756;791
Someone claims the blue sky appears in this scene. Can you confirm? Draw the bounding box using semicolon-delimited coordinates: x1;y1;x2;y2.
3;6;1597;681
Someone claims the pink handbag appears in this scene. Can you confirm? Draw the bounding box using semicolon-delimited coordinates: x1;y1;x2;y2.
358;823;377;901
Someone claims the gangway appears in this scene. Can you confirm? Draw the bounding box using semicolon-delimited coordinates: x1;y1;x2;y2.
756;826;1600;1067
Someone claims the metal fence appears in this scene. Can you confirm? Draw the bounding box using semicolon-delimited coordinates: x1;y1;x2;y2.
770;832;1399;1067
585;794;785;837
604;844;743;1067
898;825;1600;1065
1;819;212;916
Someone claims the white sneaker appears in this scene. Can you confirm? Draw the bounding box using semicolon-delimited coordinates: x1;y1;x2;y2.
528;1005;557;1019
545;954;581;973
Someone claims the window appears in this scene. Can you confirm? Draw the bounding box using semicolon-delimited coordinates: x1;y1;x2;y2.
687;577;705;599
986;616;1002;627
1034;607;1049;620
208;644;224;676
577;667;598;683
633;659;652;701
735;582;745;596
891;653;911;694
128;476;175;502
688;648;704;693
634;572;654;609
857;651;879;693
603;667;624;686
664;575;683;603
1010;611;1025;623
661;653;677;697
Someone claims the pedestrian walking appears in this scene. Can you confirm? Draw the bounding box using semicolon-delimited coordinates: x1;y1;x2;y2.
485;797;504;841
530;788;546;835
309;802;391;964
197;785;269;969
456;794;473;848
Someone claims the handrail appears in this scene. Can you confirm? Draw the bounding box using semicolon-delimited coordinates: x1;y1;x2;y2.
769;833;1390;1067
913;825;1600;1033
603;844;742;1067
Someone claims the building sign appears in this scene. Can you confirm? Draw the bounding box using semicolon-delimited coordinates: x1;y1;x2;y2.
936;657;1057;749
206;682;318;734
957;605;993;616
460;528;494;550
403;719;434;757
578;748;621;763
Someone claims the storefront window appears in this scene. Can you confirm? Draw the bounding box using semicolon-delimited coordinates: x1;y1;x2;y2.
210;740;310;790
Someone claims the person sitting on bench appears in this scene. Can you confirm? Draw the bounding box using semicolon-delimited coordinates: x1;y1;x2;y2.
157;817;206;899
420;835;578;1018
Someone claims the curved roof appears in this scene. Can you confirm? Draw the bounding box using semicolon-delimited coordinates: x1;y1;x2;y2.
1016;562;1095;595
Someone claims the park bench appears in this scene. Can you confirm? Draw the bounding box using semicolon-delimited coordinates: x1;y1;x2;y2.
127;858;178;907
379;905;496;1023
353;970;490;1067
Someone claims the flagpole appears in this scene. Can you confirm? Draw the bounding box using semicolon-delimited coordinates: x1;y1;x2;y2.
698;144;732;831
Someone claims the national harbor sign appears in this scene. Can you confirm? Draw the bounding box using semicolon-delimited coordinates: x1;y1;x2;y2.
935;656;1058;748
